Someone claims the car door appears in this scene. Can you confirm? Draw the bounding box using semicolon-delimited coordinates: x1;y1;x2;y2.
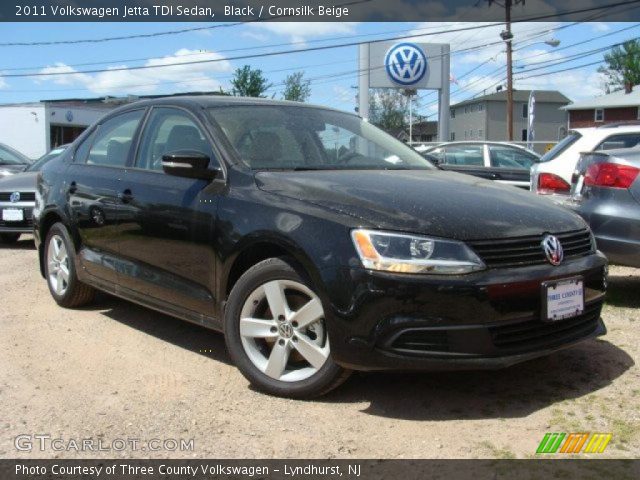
487;144;538;189
438;143;493;180
66;109;145;284
115;106;223;318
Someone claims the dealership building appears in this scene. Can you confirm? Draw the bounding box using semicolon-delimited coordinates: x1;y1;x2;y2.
0;97;122;159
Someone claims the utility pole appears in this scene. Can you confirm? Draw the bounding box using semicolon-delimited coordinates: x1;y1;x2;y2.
489;0;523;141
502;0;514;141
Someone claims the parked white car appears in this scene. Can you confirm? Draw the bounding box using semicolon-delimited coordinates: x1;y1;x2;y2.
531;124;640;196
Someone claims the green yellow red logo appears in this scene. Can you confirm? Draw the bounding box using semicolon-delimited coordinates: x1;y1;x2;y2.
536;433;612;454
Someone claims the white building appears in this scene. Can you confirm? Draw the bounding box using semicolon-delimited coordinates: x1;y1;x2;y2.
0;98;119;159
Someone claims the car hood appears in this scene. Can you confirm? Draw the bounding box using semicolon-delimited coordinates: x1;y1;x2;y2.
255;169;587;240
0;171;38;192
0;164;29;178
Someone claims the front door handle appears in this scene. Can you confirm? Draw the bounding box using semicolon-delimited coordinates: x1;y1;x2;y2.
118;189;134;203
68;181;77;194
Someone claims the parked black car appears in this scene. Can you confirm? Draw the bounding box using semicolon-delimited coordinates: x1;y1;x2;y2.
417;141;540;189
35;97;607;398
565;147;640;268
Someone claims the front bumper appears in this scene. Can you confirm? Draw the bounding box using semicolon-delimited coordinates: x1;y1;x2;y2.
321;253;607;371
0;202;34;234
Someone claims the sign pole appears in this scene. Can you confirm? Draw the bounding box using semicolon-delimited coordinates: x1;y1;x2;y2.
358;43;370;121
438;44;450;142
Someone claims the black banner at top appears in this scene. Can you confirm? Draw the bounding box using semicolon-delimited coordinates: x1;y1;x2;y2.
4;0;640;22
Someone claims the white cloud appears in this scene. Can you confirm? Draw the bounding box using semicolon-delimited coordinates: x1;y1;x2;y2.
0;74;9;89
591;23;611;33
246;22;357;44
35;49;233;95
516;70;607;101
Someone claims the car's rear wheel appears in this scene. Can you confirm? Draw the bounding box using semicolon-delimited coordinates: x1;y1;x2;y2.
224;257;350;398
0;233;20;244
44;223;95;308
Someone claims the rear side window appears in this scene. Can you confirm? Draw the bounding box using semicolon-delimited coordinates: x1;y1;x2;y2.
489;145;537;169
85;110;144;167
136;108;213;171
595;133;640;151
443;145;484;166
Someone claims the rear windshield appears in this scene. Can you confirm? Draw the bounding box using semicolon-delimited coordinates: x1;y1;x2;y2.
539;132;582;163
208;105;434;171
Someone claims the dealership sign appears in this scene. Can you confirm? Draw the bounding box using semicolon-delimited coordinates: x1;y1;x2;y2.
384;43;428;86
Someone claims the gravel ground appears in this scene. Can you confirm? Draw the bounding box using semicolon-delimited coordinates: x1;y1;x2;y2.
1;236;638;459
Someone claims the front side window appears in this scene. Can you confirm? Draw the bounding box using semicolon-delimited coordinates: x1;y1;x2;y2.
209;105;433;171
85;110;144;167
489;145;537;169
136;108;213;171
443;144;484;166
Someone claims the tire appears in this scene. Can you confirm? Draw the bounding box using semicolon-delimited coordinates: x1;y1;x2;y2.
44;222;95;308
0;233;20;243
224;257;351;398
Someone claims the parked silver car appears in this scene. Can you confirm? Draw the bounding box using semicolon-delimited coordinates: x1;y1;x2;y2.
565;147;640;268
0;146;67;243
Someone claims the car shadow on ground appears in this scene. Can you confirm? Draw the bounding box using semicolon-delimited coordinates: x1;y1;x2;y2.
320;337;633;420
91;292;232;366
606;271;640;308
0;237;35;250
87;288;633;421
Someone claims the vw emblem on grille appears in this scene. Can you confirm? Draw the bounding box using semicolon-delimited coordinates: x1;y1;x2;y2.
542;234;563;266
384;43;428;86
9;192;20;203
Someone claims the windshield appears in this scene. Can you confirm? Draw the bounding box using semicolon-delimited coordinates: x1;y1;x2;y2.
539;132;582;163
26;147;66;172
208;105;434;171
0;145;29;166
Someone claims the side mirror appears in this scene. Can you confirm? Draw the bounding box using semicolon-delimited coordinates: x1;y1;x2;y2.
162;150;219;180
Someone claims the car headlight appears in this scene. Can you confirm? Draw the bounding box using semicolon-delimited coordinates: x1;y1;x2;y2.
351;229;485;274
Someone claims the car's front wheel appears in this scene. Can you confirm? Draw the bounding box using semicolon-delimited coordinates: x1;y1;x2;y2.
44;222;95;308
224;257;350;398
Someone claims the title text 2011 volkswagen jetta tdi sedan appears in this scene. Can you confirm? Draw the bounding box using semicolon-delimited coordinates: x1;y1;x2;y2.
34;97;607;398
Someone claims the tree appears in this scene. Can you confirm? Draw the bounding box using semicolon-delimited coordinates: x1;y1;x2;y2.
231;65;272;97
368;89;409;131
282;72;311;102
598;40;640;93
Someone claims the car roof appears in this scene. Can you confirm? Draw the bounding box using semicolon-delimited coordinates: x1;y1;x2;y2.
106;95;352;118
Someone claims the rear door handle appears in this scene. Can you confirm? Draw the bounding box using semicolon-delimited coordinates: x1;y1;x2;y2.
118;189;134;203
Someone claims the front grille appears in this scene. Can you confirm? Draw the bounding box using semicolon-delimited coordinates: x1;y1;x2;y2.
469;229;593;268
0;207;33;228
489;301;601;353
0;192;35;202
390;329;449;353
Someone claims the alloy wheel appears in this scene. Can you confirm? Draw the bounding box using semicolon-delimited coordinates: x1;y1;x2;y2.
47;234;70;296
239;279;330;382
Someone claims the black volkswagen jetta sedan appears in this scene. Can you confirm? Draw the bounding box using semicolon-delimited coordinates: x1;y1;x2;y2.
34;97;607;398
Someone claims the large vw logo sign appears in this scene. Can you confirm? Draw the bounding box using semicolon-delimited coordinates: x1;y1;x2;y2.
384;43;428;86
541;235;564;266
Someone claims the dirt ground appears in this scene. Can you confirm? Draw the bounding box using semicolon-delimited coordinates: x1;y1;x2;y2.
1;236;638;459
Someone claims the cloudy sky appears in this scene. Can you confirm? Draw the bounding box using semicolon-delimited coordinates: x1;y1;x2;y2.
1;20;637;120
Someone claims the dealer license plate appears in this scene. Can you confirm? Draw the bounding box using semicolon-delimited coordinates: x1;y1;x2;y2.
2;208;24;222
543;277;584;321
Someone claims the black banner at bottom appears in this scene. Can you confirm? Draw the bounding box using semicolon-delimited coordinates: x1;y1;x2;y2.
1;459;639;480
